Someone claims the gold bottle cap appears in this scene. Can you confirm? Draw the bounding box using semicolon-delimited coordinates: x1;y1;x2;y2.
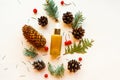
54;28;61;35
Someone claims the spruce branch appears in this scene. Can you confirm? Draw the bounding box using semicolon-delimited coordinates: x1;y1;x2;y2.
24;47;37;58
44;0;59;22
72;12;84;28
48;62;55;75
48;63;64;77
65;38;94;54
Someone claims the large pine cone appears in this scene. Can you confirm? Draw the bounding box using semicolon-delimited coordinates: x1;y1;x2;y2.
32;60;46;71
22;25;46;49
72;27;85;39
62;12;73;24
38;16;48;26
68;59;81;72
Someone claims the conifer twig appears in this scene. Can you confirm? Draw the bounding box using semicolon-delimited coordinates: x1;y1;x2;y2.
44;0;59;22
65;38;94;54
72;12;84;28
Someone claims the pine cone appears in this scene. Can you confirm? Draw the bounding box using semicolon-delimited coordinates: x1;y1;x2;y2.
62;12;73;24
68;60;81;72
72;27;85;39
32;60;46;71
22;25;46;49
38;16;48;26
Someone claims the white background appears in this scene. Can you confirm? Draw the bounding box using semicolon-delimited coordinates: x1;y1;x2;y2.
0;0;120;80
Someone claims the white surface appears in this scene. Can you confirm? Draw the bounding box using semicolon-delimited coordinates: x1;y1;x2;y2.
0;0;120;80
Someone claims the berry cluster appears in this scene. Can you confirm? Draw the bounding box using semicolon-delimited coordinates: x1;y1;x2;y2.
64;40;72;46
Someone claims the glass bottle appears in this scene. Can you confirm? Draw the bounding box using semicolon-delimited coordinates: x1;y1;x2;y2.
50;27;62;59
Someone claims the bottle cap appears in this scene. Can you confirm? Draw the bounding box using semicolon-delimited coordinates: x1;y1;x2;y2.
54;28;61;35
54;23;61;35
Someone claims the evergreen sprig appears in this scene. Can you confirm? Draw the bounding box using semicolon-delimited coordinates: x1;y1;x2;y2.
24;48;37;58
72;12;84;28
65;38;94;54
48;62;64;77
44;0;59;21
48;62;54;75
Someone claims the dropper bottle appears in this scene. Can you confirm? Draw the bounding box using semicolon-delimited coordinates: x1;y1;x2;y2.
50;23;62;59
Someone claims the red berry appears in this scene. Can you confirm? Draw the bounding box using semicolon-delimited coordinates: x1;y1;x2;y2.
44;46;48;51
78;57;82;61
61;0;64;5
64;40;72;46
67;40;72;45
44;74;48;78
33;8;37;14
64;41;69;46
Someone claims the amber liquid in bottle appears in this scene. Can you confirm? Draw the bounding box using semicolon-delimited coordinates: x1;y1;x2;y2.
50;28;62;59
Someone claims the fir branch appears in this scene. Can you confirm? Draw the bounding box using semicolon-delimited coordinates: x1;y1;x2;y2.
65;38;94;54
48;63;64;77
48;62;55;75
72;12;84;28
44;0;59;21
54;64;64;77
24;48;37;58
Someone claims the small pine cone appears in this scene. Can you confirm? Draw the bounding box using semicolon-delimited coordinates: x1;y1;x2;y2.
32;60;46;71
72;27;85;39
22;25;46;49
38;16;48;26
68;60;81;72
62;12;73;24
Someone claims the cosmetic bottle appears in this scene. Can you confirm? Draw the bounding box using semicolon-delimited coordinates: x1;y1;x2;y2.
50;24;62;59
